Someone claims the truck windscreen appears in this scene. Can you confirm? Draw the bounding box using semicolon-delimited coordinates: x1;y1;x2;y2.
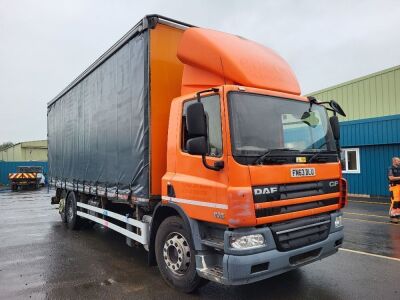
228;92;336;157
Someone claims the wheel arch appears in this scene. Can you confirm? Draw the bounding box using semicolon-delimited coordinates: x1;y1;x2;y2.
148;202;203;266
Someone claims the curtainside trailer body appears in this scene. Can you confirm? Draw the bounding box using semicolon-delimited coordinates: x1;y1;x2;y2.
48;16;184;203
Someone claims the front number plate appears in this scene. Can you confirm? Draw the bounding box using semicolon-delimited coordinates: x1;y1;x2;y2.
291;168;316;177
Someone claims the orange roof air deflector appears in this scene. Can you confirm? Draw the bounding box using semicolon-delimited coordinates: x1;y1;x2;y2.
177;28;301;96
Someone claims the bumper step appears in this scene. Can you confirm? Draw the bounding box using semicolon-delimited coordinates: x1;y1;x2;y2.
197;265;225;283
201;237;224;250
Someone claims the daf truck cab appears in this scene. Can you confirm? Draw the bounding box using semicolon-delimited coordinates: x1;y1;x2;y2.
160;86;346;288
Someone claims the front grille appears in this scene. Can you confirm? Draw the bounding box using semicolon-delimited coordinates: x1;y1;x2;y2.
270;214;331;251
253;179;341;223
255;198;339;218
253;179;340;204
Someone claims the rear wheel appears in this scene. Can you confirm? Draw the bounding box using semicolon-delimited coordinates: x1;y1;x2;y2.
155;216;206;293
11;183;17;191
65;192;82;230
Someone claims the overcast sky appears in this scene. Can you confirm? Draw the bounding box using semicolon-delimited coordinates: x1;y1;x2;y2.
1;0;400;144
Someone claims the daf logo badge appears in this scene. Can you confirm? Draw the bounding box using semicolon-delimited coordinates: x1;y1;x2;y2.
254;187;278;195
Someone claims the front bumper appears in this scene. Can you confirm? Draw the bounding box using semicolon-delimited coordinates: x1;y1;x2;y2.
196;212;344;285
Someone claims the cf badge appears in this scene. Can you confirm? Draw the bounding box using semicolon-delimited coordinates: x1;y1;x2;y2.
329;180;339;187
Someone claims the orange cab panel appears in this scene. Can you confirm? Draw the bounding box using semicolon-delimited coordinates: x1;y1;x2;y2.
162;90;229;225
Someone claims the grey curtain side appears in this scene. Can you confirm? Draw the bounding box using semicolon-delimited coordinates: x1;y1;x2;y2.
48;31;149;198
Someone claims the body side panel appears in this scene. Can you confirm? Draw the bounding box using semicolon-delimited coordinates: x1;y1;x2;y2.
149;24;185;197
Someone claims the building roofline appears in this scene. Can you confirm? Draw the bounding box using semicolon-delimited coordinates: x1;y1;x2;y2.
340;113;400;126
307;64;400;96
0;140;48;152
20;139;47;145
0;143;20;152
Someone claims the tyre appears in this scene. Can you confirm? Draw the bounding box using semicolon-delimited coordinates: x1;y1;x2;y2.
11;183;17;191
59;198;67;223
65;192;82;230
155;216;206;293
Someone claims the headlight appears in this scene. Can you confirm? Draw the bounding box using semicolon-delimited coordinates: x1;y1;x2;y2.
334;215;343;228
230;234;265;249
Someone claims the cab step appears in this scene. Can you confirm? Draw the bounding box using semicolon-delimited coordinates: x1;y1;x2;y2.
197;265;225;283
201;237;224;250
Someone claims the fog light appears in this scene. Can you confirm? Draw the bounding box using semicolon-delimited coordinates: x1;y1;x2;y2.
334;215;343;228
230;234;265;249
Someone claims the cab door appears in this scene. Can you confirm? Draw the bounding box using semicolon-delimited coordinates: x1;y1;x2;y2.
167;91;229;224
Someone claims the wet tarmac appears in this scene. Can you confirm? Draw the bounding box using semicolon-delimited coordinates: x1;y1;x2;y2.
0;189;399;299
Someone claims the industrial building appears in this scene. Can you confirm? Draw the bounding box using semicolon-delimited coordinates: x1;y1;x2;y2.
0;140;48;185
310;65;400;197
0;140;48;161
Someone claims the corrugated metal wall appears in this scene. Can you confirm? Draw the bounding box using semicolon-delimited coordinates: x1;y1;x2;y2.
341;115;400;146
311;65;400;122
340;115;400;197
0;161;48;185
343;145;400;197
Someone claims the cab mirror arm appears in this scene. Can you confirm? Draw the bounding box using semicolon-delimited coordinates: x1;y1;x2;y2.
186;136;224;171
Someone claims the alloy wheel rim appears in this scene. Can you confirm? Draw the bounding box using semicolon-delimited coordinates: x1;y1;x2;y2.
163;232;191;275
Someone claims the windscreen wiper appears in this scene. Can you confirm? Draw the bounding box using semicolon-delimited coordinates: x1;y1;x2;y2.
308;151;325;163
306;140;336;163
254;148;300;165
307;149;336;163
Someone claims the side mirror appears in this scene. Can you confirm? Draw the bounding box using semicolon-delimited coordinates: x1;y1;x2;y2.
330;115;340;140
185;98;224;171
329;100;346;117
186;102;207;137
187;136;207;155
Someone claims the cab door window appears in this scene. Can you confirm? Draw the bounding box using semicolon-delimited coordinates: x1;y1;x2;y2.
182;95;222;157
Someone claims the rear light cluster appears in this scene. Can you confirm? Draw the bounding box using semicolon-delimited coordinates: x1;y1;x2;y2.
339;178;348;208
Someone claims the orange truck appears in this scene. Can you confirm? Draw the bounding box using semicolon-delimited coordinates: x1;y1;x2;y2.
48;15;347;292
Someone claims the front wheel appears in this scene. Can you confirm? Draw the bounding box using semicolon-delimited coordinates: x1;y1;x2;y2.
155;216;206;293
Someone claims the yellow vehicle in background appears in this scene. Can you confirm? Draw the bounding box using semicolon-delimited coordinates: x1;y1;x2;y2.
9;166;44;191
